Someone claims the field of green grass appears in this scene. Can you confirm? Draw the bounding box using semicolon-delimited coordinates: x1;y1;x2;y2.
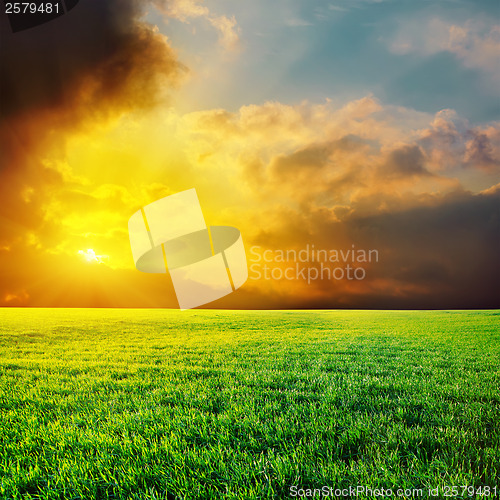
0;309;498;499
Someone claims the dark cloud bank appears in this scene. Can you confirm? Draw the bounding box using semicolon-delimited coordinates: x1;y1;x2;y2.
0;0;183;123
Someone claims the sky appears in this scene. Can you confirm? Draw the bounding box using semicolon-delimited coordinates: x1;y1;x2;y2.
0;0;499;309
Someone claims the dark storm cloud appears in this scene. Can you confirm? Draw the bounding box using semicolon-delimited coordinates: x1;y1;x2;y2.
0;0;184;124
343;187;500;309
464;131;500;172
240;187;500;310
380;145;432;179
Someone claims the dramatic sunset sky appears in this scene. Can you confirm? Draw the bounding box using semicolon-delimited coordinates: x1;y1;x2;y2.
0;0;499;308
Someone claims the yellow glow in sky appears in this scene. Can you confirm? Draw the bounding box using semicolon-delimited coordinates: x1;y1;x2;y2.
78;249;108;264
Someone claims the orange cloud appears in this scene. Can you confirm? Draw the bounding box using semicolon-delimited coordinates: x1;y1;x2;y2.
153;0;241;51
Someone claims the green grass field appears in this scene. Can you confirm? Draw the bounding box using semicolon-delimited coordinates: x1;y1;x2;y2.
0;309;498;499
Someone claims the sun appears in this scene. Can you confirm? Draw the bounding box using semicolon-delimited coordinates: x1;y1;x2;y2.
78;249;108;264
